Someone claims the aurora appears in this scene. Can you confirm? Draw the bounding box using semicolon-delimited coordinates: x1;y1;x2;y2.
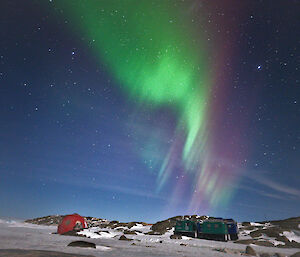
53;0;235;211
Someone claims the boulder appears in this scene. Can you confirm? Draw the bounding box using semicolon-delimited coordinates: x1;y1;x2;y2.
254;240;274;247
245;245;256;256
67;241;96;248
170;234;182;239
119;235;133;241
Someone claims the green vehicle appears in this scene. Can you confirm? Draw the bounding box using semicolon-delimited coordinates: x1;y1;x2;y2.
174;220;197;238
199;220;229;241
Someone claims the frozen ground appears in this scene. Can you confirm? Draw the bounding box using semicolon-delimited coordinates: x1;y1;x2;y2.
0;218;299;257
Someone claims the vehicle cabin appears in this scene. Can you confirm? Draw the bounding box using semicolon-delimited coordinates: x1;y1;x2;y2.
199;219;229;241
224;219;239;240
174;220;197;238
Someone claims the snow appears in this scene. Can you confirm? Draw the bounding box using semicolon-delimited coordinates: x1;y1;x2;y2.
78;228;119;239
96;245;112;251
129;224;151;233
250;222;264;227
0;218;299;257
281;231;300;243
255;233;285;246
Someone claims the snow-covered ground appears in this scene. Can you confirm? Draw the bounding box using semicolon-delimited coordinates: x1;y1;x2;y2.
0;218;299;257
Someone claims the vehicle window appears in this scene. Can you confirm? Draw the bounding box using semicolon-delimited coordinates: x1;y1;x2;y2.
214;224;218;228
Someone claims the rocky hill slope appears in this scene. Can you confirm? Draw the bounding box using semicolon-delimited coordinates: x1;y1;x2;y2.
25;215;300;249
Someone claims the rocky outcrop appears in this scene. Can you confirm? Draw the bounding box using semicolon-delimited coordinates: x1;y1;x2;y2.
25;215;63;225
170;234;182;239
26;214;300;249
245;245;256;256
67;241;96;248
150;215;209;234
119;235;133;241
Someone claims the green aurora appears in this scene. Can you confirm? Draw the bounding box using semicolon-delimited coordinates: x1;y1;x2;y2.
54;0;213;197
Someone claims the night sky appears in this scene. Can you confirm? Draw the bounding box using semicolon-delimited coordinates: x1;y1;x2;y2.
0;0;299;223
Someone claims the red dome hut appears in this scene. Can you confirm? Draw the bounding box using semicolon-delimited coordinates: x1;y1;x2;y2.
57;214;87;234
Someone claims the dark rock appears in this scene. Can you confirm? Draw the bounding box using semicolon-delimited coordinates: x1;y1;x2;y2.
250;230;263;238
124;229;137;235
249;228;281;239
159;240;163;243
145;231;164;235
119;235;133;241
151;220;174;234
180;243;187;246
242;226;257;230
254;240;274;247
242;222;251;226
245;245;256;256
264;228;282;238
234;239;255;245
150;215;205;234
170;234;182;239
270;217;300;231
290;252;300;257
213;248;226;252
286;241;300;248
276;235;290;243
67;241;96;248
131;243;136;246
25;215;64;226
127;222;137;229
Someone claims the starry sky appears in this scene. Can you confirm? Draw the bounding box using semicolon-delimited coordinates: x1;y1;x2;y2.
0;0;299;223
